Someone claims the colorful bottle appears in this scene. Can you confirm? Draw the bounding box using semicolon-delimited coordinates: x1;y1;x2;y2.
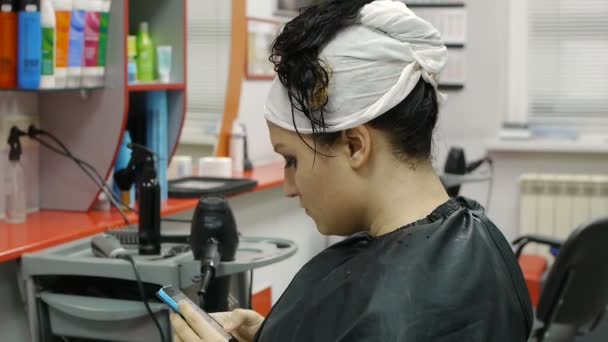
127;35;137;83
0;0;18;88
66;0;84;87
17;0;41;89
97;0;110;86
51;0;71;88
136;21;155;82
81;0;100;87
40;0;55;88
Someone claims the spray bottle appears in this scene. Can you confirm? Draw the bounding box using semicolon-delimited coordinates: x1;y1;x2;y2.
113;143;160;255
5;127;26;223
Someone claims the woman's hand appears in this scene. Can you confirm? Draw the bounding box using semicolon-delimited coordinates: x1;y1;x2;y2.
211;308;264;342
170;301;264;342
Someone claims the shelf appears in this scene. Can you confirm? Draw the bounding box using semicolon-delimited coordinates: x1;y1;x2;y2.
129;0;186;88
127;82;185;92
0;87;103;93
445;43;465;49
438;84;464;90
406;3;466;8
488;137;608;155
273;2;465;19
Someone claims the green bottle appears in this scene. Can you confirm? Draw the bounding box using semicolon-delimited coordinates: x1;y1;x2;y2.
136;21;155;81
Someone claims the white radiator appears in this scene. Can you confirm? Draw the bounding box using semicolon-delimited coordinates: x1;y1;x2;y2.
519;174;608;255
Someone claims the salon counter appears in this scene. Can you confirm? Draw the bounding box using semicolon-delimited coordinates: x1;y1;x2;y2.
0;162;285;263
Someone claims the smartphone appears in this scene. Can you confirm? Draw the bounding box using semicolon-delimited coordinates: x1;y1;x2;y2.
157;285;238;342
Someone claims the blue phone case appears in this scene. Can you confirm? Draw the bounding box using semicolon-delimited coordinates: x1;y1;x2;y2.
156;286;180;313
156;285;238;342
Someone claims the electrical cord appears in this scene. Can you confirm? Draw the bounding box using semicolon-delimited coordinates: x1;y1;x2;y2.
29;128;199;225
29;133;132;225
123;254;167;342
31;128;111;193
28;126;136;212
26;126;141;221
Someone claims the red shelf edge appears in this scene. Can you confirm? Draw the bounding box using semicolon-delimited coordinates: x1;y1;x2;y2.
127;82;186;92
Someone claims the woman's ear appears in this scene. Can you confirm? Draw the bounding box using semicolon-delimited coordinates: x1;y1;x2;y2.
341;126;372;169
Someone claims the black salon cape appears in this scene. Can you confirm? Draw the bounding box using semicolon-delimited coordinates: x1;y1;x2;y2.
254;197;533;341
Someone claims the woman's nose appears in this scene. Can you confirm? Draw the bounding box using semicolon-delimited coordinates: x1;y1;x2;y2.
283;177;298;198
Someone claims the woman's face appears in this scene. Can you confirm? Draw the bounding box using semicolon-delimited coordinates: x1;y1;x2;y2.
267;121;363;236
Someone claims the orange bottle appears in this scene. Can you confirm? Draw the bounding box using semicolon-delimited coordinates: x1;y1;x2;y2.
0;0;18;88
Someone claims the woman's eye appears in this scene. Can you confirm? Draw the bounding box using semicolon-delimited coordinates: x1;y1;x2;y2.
284;157;297;169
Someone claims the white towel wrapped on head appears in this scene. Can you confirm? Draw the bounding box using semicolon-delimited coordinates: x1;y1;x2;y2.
264;0;448;134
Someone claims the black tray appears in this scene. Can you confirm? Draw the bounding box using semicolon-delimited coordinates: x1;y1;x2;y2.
168;177;258;198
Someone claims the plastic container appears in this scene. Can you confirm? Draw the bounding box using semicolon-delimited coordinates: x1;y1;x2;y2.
230;121;245;177
0;0;18;88
66;0;85;87
198;157;232;178
127;35;136;83
168;155;192;179
156;45;171;83
40;0;56;88
17;0;42;89
81;0;100;87
5;159;26;223
136;21;154;82
51;0;72;88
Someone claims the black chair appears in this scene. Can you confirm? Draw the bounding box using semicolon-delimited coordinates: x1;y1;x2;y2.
512;217;608;342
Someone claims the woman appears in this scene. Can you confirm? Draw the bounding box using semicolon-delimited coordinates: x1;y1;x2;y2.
171;0;533;341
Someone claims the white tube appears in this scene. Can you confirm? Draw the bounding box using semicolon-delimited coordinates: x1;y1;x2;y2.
156;46;172;83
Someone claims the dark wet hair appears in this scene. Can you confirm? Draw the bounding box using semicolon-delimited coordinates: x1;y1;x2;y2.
270;0;439;164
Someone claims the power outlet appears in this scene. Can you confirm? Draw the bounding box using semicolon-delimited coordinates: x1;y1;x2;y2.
0;114;40;151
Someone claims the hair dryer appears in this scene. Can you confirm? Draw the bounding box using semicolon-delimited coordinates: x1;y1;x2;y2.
443;147;492;197
190;195;239;312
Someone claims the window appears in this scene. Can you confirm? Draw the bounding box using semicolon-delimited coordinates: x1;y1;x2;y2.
507;0;608;129
181;0;232;145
